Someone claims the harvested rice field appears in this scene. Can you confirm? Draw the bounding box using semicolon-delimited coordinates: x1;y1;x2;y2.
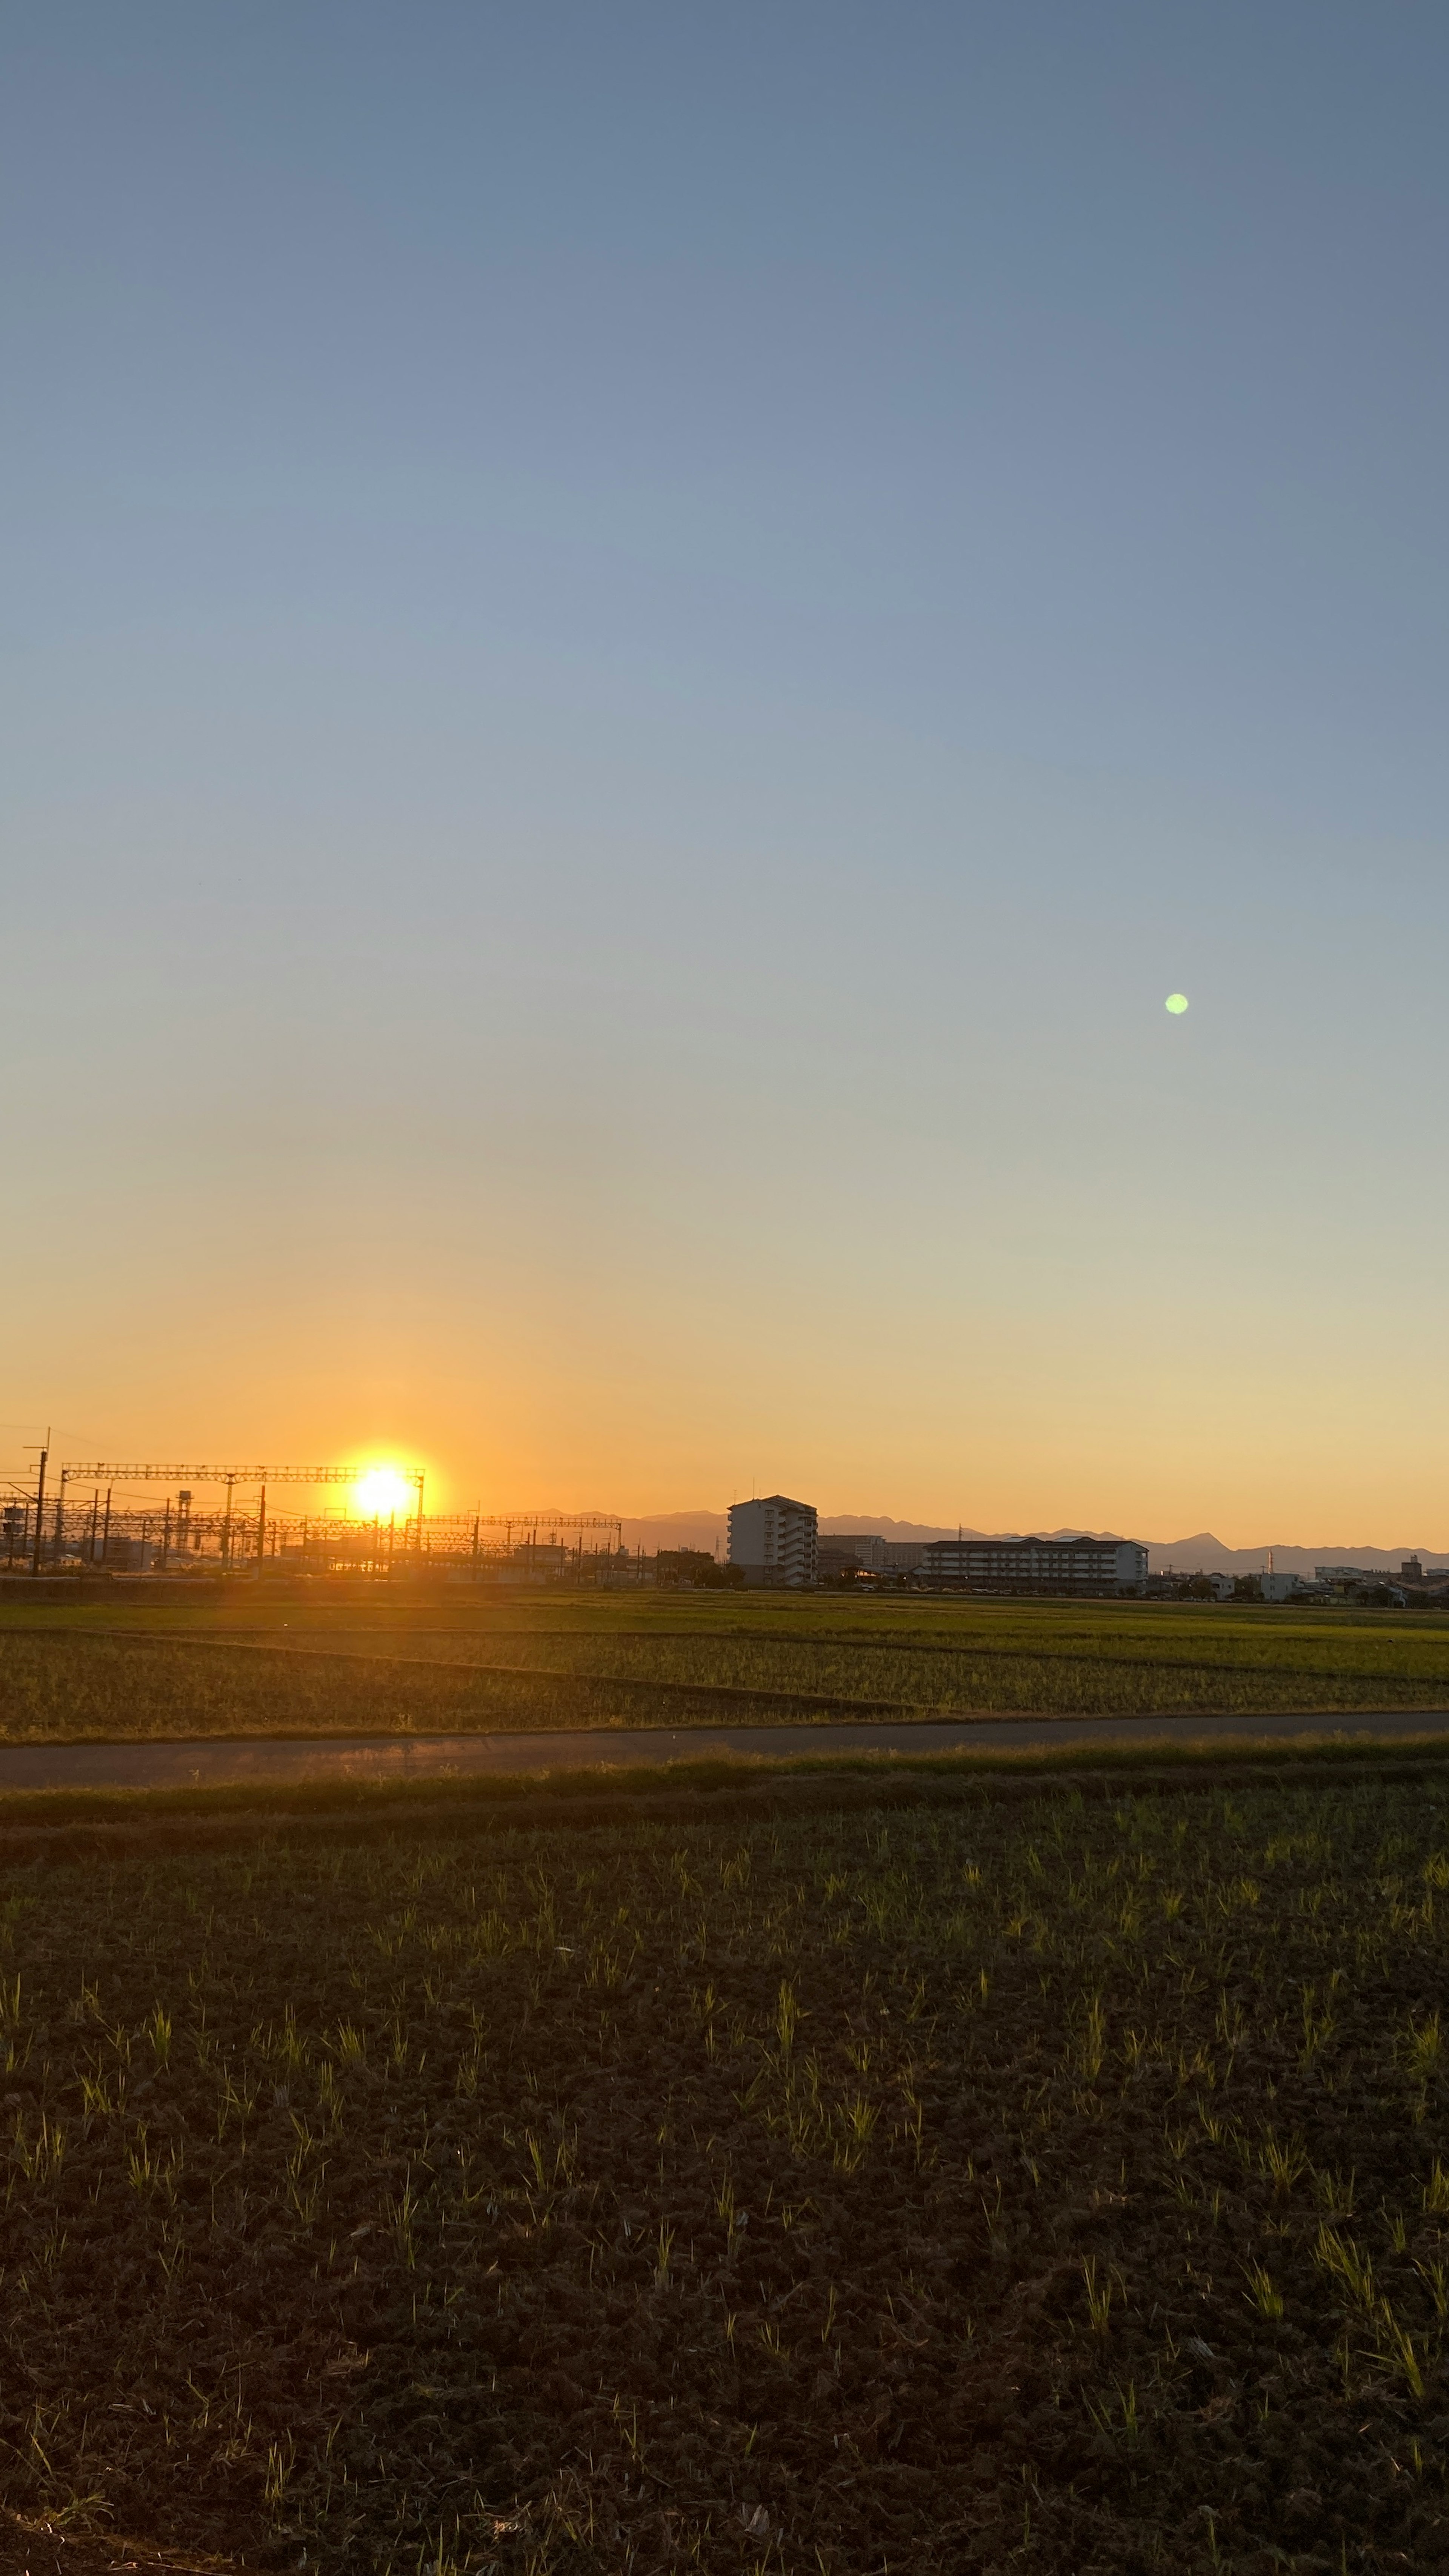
2;1592;1449;1739
0;1766;1447;2571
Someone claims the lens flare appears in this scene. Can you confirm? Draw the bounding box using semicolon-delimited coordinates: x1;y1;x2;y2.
1165;993;1189;1015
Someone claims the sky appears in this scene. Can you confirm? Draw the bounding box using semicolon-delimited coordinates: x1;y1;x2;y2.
3;2;1448;1544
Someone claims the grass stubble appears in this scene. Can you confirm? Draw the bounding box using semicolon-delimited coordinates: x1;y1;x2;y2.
4;1593;1449;1740
0;1767;1446;2570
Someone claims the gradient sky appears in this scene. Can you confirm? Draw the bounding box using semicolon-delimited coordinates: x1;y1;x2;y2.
4;3;1448;1542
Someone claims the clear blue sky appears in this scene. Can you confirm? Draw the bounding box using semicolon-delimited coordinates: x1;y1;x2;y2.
3;3;1447;1539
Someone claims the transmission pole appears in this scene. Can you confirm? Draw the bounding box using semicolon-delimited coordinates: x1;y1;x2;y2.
29;1440;48;1578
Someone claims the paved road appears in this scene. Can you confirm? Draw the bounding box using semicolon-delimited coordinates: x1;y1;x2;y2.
0;1707;1447;1792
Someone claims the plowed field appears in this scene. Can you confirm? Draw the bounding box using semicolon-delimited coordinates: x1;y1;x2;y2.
0;1770;1446;2570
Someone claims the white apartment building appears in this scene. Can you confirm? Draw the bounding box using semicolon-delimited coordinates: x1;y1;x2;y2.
919;1534;1148;1594
726;1495;818;1588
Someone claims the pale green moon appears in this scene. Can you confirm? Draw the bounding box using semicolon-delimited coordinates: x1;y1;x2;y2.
1165;992;1189;1015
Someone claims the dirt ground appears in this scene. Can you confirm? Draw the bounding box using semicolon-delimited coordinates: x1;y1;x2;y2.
0;1772;1446;2570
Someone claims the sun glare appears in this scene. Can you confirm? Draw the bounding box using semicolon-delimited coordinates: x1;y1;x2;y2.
352;1466;414;1521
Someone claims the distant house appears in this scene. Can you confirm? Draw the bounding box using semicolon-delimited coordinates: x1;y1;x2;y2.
1147;1570;1237;1599
818;1534;888;1582
1314;1564;1409;1606
726;1496;818;1589
655;1549;743;1590
1259;1571;1303;1603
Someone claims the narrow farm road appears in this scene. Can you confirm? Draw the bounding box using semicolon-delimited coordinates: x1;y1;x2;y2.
1;1707;1448;1790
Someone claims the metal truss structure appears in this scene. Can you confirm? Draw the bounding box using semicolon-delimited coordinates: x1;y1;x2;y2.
62;1464;421;1490
1;1464;624;1578
53;1460;427;1573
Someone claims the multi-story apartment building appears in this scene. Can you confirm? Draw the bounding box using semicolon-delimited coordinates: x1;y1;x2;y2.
726;1495;818;1588
918;1534;1148;1595
817;1533;888;1581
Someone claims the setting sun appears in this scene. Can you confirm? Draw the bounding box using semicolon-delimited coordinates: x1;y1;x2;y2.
351;1466;415;1521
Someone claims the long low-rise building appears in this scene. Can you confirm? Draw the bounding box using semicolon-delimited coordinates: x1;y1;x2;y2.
917;1535;1148;1595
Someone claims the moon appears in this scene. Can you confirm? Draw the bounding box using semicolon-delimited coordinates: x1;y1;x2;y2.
1165;993;1189;1015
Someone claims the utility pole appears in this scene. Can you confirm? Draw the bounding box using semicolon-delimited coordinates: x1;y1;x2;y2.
29;1438;48;1578
160;1495;171;1569
88;1489;100;1564
101;1485;112;1565
222;1473;235;1570
256;1483;267;1576
53;1468;68;1570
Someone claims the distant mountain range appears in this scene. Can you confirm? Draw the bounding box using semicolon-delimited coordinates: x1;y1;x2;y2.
620;1511;972;1555
618;1511;1448;1576
618;1510;967;1556
1141;1533;1447;1577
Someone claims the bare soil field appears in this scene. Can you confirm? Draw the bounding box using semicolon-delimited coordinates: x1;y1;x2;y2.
2;1594;1449;1740
0;1766;1446;2571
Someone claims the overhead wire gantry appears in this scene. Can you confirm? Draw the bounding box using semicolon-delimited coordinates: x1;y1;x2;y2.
42;1465;622;1576
58;1461;426;1570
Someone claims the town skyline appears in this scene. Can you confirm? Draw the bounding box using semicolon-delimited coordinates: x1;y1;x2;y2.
5;1425;1447;1573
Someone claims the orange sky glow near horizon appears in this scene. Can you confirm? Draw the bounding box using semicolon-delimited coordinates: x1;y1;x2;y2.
6;1349;1449;1555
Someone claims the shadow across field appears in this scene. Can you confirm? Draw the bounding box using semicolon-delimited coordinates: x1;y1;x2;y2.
1;1706;1449;1795
5;1593;1449;1741
0;1730;1446;1861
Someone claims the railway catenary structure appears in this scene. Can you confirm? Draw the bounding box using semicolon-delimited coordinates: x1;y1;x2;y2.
1;1461;623;1579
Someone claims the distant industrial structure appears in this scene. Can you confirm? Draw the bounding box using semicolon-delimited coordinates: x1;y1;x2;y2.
0;1454;625;1584
726;1496;819;1589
